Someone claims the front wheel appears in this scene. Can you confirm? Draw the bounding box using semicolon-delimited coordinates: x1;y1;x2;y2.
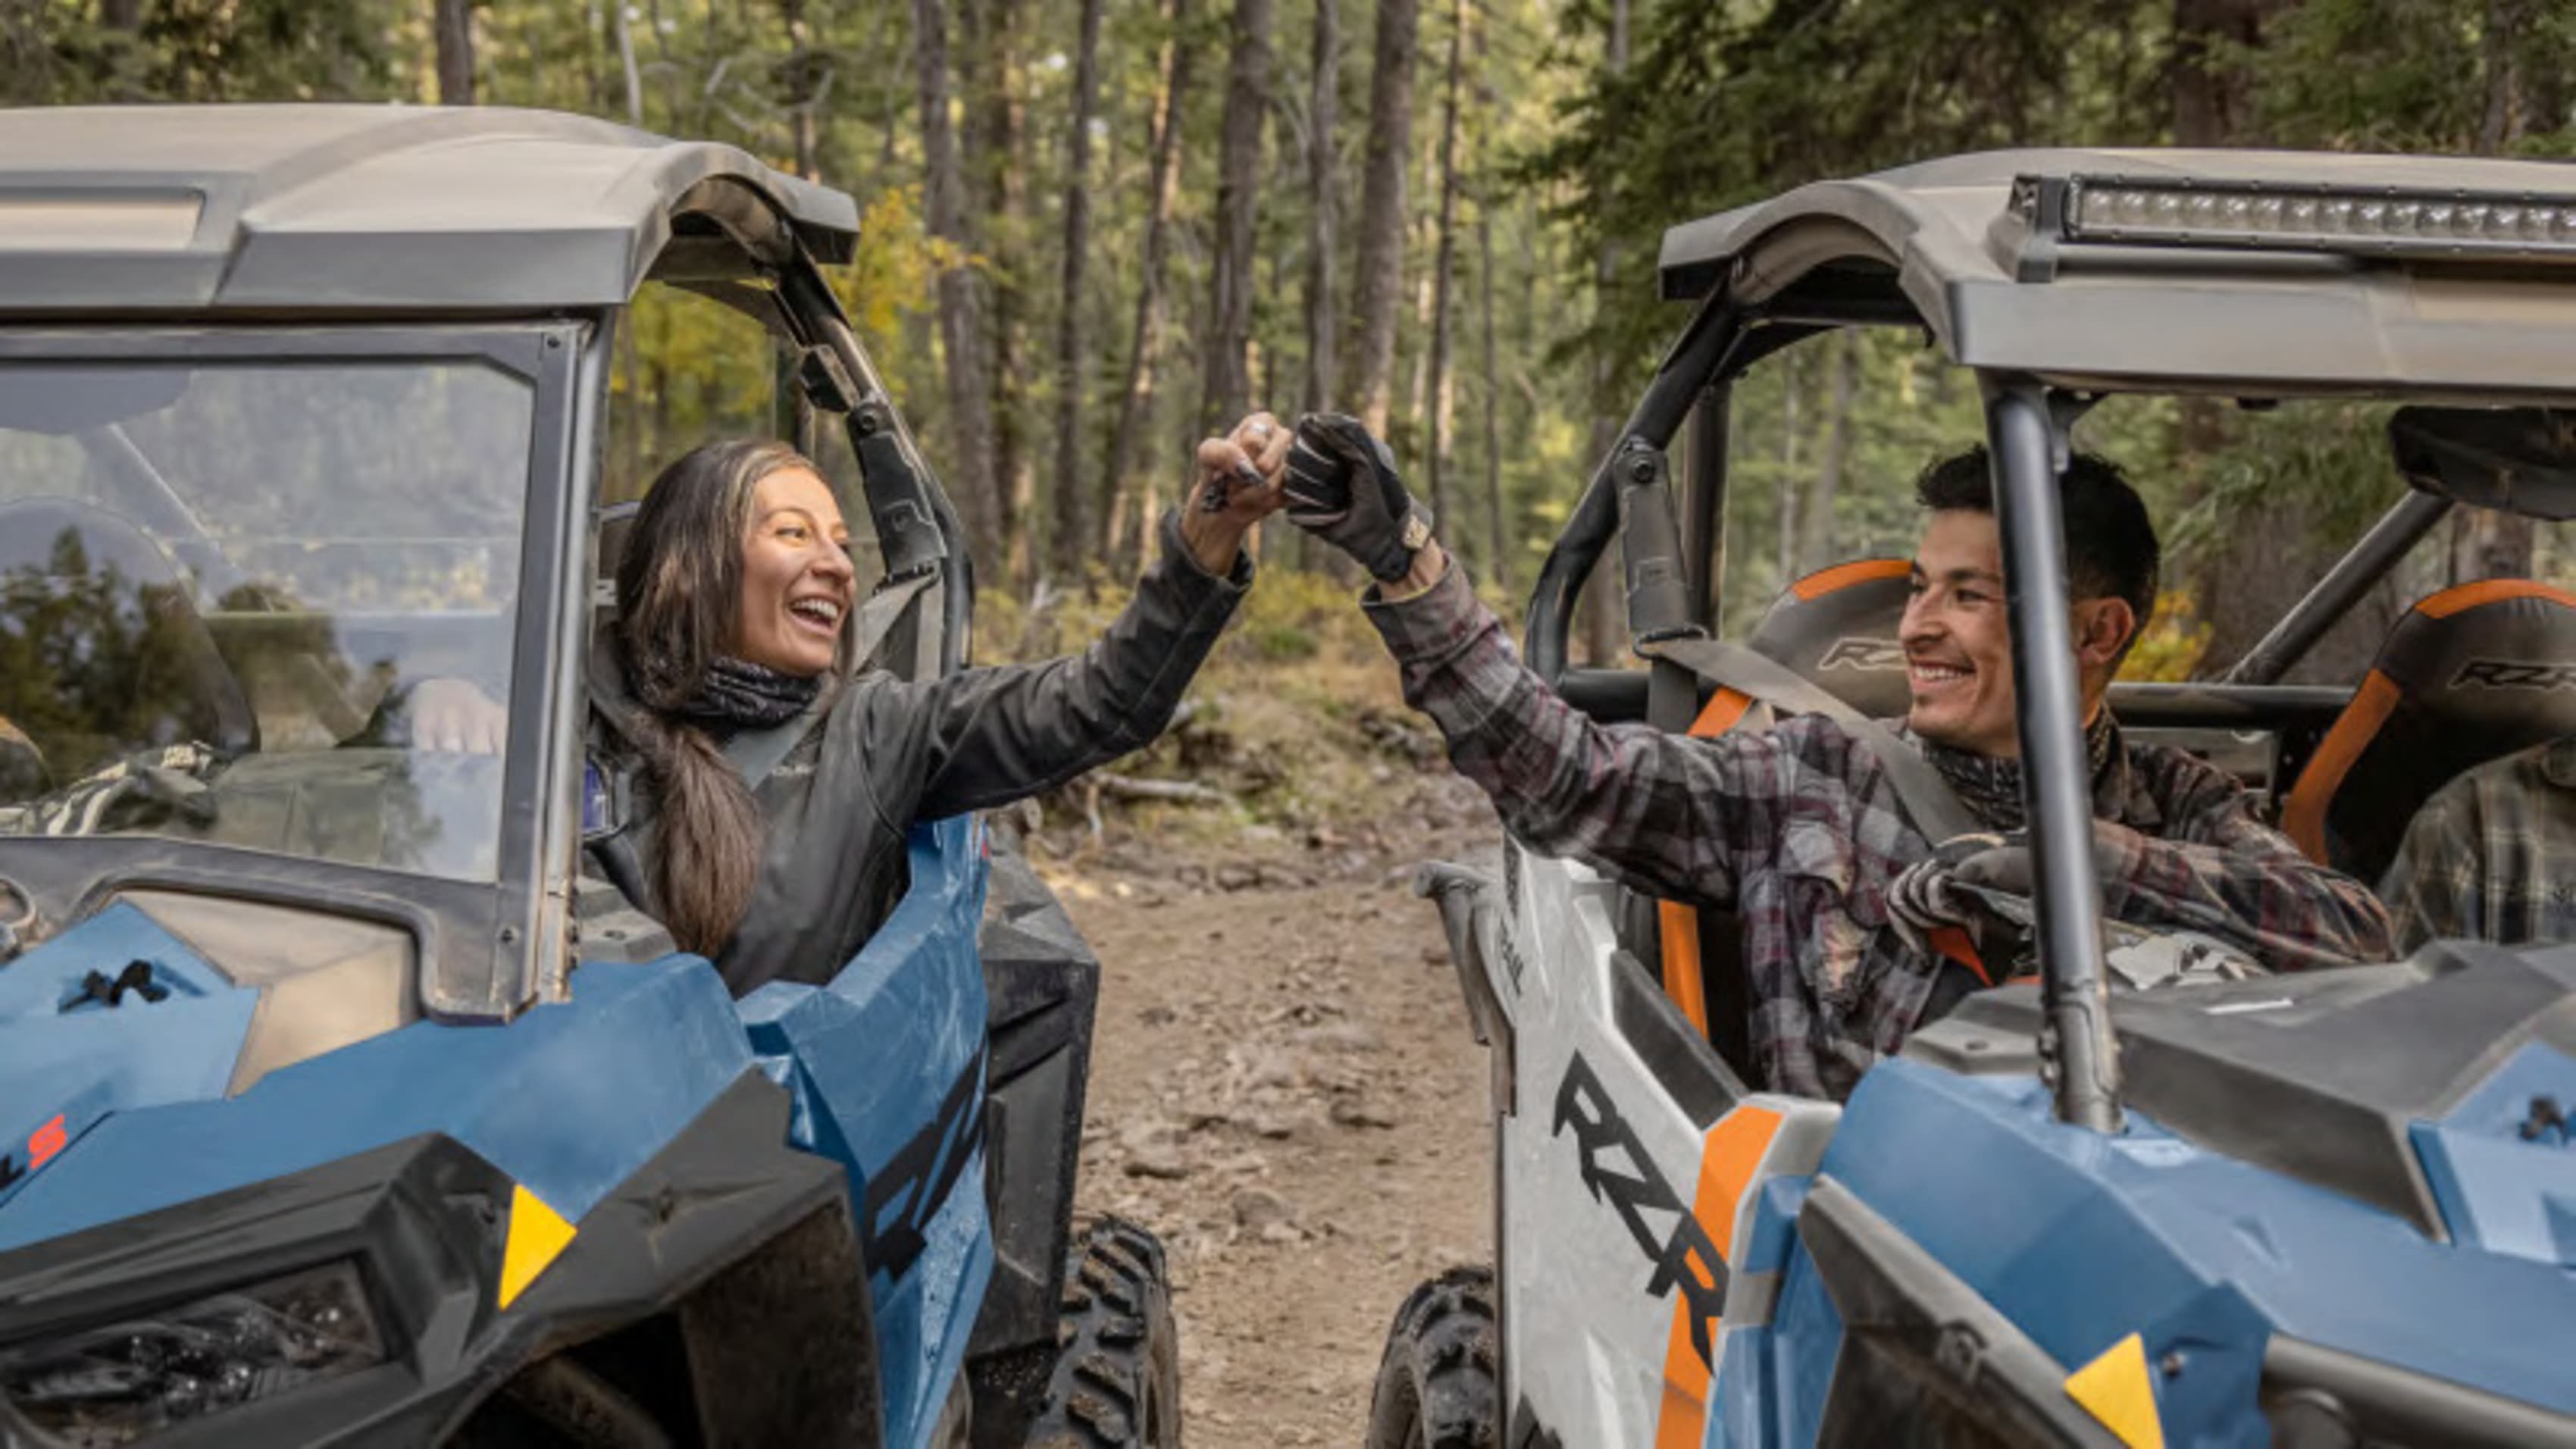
1024;1216;1182;1447
1366;1267;1498;1449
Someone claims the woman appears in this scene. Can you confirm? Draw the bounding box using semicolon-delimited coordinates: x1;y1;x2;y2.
427;415;1289;994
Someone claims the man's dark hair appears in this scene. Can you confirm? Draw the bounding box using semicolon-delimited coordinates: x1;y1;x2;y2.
1914;446;2160;645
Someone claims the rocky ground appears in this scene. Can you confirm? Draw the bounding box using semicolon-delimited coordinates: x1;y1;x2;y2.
1027;771;1502;1447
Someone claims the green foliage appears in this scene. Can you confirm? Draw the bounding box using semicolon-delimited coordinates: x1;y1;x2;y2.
17;0;2570;673
0;0;400;105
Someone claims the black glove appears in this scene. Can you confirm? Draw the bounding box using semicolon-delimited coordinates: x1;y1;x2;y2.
1886;825;2130;938
1283;412;1435;582
1886;831;2015;937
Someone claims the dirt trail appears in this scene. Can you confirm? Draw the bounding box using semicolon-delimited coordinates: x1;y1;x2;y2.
1035;775;1501;1447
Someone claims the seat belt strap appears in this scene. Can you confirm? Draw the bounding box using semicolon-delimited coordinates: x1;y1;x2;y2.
1642;634;1982;843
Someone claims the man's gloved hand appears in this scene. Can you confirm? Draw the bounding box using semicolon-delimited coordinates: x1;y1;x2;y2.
1886;823;2133;943
1283;412;1435;582
1885;831;2016;940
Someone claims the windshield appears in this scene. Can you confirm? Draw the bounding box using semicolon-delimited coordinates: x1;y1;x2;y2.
0;356;535;882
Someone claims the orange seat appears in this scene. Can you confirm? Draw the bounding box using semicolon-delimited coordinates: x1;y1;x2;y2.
2283;579;2576;884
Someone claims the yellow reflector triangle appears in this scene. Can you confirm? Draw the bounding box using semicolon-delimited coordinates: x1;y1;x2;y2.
498;1184;577;1310
2064;1332;2165;1449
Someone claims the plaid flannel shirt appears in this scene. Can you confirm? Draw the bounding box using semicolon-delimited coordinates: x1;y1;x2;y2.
1367;564;2396;1100
2380;737;2576;950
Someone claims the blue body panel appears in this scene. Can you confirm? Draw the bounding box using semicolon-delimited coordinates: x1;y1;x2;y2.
0;820;997;1449
0;906;259;1216
742;814;995;1449
1706;1175;1834;1449
0;949;751;1252
1705;1056;2576;1446
2409;1041;2576;1270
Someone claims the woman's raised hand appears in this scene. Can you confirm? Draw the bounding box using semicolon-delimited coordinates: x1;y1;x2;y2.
1178;411;1293;574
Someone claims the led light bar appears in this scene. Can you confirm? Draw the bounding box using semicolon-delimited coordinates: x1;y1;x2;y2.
2017;174;2576;261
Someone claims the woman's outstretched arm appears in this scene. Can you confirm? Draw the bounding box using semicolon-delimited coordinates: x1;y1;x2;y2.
878;414;1290;823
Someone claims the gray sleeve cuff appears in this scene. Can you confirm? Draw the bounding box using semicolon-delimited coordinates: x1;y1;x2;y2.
1360;559;1484;666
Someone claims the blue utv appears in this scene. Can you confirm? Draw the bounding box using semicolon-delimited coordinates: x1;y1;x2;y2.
0;105;1176;1448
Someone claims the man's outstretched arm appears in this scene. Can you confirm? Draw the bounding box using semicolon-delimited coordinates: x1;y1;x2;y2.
1284;412;1823;906
2099;768;2396;971
1365;544;1796;903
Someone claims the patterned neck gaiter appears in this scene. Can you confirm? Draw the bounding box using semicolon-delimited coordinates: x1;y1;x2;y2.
671;656;822;731
1920;711;2119;834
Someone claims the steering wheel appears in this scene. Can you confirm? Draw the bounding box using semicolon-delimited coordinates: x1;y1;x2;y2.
1942;879;2267;992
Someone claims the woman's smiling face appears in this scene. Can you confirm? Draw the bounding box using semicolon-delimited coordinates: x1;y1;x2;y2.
732;466;856;678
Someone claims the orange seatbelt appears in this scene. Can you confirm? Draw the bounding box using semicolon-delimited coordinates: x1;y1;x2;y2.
1655;687;1752;1035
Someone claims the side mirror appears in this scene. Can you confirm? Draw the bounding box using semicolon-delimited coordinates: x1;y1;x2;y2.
2389;406;2576;521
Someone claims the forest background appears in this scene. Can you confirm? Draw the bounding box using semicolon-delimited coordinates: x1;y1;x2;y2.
6;0;2574;705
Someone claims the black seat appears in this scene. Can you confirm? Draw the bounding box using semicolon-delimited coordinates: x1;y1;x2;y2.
0;496;256;787
2284;578;2576;884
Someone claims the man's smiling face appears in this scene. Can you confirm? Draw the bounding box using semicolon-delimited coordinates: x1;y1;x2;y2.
1899;509;2020;757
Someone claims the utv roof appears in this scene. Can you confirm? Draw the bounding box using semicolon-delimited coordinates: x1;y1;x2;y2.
0;105;858;315
1657;148;2576;396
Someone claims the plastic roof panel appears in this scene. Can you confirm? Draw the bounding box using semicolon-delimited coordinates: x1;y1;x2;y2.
0;105;859;315
1657;148;2576;394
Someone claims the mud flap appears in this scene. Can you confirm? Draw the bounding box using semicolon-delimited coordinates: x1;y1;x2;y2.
963;840;1102;1441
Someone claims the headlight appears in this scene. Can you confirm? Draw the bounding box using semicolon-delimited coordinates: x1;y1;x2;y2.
0;1260;385;1446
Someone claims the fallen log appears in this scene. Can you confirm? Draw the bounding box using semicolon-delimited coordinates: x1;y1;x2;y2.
1092;772;1237;808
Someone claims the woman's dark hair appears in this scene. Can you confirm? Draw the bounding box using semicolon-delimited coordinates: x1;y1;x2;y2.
613;437;813;956
1914;446;2161;652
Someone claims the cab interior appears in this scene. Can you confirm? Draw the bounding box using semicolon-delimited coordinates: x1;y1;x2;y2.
1545;306;2576;1081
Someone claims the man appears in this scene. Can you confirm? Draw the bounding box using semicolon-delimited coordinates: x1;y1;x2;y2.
2380;736;2576;950
1284;416;2393;1099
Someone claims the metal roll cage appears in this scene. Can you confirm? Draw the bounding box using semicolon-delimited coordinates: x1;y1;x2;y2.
1521;265;2147;1128
1518;240;2536;1129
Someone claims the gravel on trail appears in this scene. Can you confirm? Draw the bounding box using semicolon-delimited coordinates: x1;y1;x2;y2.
1038;775;1501;1447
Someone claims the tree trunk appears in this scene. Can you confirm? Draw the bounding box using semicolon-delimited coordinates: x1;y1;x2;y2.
1104;0;1199;568
1476;198;1505;593
612;0;644;125
778;0;822;180
1423;0;1465;538
1203;0;1275;434
2452;510;2537;584
1776;348;1801;585
2171;0;2267;148
1302;0;1339;418
1575;0;1629;666
1345;0;1420;435
960;0;1034;584
1797;332;1857;574
2477;0;2526;153
1470;11;1504;591
912;0;1004;567
1050;0;1106;583
434;0;475;105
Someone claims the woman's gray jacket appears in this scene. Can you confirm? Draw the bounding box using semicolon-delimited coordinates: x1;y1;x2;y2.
584;511;1248;995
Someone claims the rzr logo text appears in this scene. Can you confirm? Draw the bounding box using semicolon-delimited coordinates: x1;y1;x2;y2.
2452;659;2576;692
1818;637;1905;672
1552;1054;1728;1368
